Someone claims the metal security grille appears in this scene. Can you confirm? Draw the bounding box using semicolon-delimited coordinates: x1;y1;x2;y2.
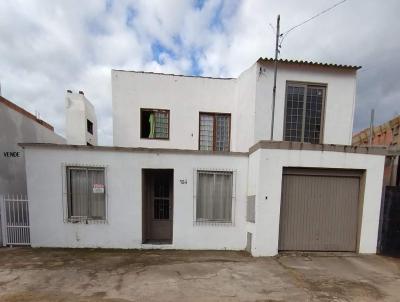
153;177;170;220
196;170;233;223
154;199;169;219
1;195;30;246
279;168;361;252
199;114;214;151
284;83;325;144
66;167;106;223
140;109;170;139
284;85;304;142
199;113;231;151
155;111;169;139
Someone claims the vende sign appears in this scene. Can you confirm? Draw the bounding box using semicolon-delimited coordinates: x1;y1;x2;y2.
93;183;105;194
3;151;21;158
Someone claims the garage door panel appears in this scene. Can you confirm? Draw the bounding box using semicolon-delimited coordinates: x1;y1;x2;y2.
279;171;360;251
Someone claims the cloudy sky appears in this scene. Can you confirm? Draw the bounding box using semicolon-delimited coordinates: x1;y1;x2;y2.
1;0;399;145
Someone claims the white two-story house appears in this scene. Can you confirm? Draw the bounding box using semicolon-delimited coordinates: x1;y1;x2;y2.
22;58;385;256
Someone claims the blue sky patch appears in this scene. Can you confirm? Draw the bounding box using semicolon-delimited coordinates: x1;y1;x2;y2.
194;0;206;10
126;7;137;27
209;1;224;31
151;41;176;64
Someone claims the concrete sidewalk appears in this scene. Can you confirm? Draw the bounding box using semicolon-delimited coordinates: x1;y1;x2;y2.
0;248;399;301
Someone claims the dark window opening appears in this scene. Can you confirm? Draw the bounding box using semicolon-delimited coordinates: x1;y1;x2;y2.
87;119;93;135
140;109;169;139
284;83;326;144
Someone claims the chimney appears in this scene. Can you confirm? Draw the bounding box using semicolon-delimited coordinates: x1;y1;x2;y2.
79;91;84;95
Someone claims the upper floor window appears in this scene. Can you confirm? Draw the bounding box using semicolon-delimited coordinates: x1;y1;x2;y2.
140;108;169;139
87;119;93;134
199;112;230;151
284;83;326;144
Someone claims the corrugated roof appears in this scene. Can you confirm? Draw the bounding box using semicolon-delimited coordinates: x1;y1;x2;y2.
258;57;361;70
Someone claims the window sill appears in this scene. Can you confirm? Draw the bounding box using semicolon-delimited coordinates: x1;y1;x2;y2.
64;219;107;225
194;220;234;227
140;137;170;140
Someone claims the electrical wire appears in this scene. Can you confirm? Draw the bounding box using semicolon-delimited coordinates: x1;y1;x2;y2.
279;0;349;47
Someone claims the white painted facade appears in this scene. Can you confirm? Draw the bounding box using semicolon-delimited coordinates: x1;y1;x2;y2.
22;59;386;256
112;60;357;151
254;63;357;145
23;144;385;255
25;147;248;250
247;147;384;256
65;91;97;146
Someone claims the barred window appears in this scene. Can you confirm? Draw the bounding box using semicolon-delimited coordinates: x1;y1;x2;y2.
284;83;326;144
141;109;169;139
199;113;230;151
66;167;106;222
196;170;233;223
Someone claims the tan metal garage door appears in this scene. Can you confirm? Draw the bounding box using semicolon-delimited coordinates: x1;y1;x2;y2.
279;168;362;252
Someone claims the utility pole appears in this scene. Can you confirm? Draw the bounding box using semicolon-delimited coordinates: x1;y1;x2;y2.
270;14;280;140
369;108;375;146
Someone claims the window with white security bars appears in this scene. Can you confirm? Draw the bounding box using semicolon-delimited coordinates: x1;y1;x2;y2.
194;170;236;225
65;166;106;223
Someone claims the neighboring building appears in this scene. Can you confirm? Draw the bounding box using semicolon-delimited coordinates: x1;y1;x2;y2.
352;115;400;147
353;115;400;186
22;58;386;256
65;90;98;146
0;96;65;195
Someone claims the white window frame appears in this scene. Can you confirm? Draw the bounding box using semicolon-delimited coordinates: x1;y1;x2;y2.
61;163;108;224
193;168;236;226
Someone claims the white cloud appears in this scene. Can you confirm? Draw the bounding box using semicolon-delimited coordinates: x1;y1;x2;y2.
0;0;399;145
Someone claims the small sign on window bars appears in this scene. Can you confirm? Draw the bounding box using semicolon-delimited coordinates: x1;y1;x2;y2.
93;184;105;194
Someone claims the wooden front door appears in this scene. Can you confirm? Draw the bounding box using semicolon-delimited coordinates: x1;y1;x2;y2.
143;169;173;244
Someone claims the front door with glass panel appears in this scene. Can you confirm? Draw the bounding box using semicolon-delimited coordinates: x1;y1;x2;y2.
143;169;173;244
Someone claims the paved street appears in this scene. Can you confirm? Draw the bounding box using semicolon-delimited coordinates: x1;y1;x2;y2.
0;248;399;301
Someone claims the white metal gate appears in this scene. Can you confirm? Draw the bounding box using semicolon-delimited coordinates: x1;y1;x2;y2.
1;194;30;246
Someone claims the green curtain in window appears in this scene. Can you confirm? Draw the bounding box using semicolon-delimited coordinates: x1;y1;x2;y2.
149;113;155;138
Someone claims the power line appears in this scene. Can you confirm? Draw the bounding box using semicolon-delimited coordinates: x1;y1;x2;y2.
279;0;349;47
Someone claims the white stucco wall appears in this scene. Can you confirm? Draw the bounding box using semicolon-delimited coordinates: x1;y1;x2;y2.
248;148;384;256
255;62;357;145
65;92;97;146
235;64;257;151
112;71;245;150
112;62;357;151
25;147;248;250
